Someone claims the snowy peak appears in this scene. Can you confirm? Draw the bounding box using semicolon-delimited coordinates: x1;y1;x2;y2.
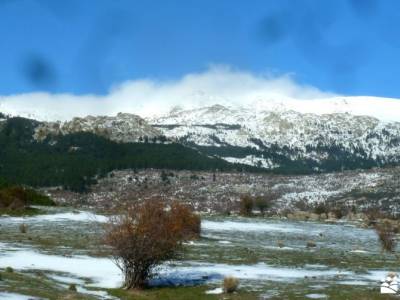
7;97;400;173
2;94;400;122
244;96;400;123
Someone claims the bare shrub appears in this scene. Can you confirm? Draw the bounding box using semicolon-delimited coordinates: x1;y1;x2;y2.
0;186;28;210
375;221;396;253
169;202;201;240
254;196;271;216
293;199;310;211
331;206;345;219
366;207;386;224
104;199;200;289
223;276;239;293
313;202;329;215
239;195;253;216
0;186;54;210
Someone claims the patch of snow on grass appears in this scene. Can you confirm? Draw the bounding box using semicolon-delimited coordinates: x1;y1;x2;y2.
306;294;328;299
0;211;108;223
205;287;223;294
165;262;352;282
0;292;41;300
0;248;121;288
202;220;303;233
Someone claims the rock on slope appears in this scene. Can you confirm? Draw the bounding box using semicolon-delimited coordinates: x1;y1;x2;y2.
34;113;162;143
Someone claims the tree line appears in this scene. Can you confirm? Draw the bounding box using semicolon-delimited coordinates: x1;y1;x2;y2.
0;117;251;192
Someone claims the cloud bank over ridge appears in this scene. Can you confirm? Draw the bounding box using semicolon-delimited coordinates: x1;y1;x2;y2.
0;65;399;122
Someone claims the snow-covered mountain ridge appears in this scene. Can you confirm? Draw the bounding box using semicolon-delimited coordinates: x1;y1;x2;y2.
150;104;400;171
3;96;400;173
1;95;400;122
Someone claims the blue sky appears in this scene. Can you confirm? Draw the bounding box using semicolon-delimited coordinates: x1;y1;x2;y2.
1;0;400;97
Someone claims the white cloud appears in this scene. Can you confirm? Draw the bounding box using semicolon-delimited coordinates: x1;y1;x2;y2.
0;65;399;122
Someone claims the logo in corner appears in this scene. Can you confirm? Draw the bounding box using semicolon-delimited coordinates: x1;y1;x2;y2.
381;272;398;294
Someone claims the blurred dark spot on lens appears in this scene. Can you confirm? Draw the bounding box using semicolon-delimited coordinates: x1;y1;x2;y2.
349;0;378;17
35;0;76;18
257;13;289;44
21;54;57;88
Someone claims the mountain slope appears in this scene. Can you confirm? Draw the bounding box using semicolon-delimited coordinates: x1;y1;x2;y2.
0;117;252;191
34;112;162;143
3;96;400;174
151;104;400;173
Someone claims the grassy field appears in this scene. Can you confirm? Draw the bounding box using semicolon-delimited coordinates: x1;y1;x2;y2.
0;208;398;299
0;206;45;217
1;270;96;300
1;269;396;300
0;269;258;300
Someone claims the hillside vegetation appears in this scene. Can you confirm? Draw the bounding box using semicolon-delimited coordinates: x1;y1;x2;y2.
0;117;253;191
0;181;55;215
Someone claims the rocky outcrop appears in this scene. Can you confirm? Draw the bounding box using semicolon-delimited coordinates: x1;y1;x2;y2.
34;113;163;143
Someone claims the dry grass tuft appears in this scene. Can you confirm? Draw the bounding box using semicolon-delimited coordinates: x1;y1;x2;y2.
223;276;239;294
375;221;396;253
239;195;253;216
19;223;27;234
